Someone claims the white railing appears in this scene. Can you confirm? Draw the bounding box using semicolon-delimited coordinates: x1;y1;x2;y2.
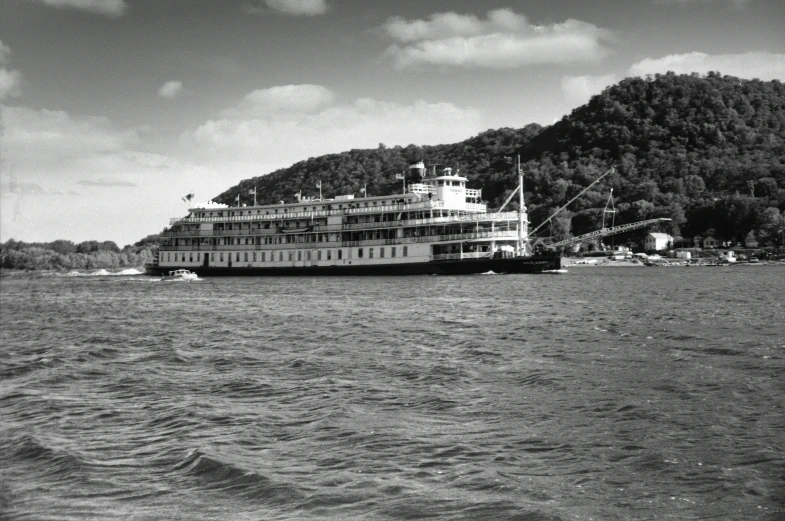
431;252;492;261
341;211;514;231
169;200;444;226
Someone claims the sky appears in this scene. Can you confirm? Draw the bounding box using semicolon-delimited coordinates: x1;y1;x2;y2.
1;0;784;246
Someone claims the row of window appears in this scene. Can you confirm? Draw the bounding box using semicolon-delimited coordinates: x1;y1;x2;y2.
165;246;409;264
193;198;415;219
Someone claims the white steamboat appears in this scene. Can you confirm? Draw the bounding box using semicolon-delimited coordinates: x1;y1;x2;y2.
146;163;561;276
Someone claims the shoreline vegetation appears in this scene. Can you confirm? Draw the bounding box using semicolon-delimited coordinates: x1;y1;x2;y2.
0;236;159;272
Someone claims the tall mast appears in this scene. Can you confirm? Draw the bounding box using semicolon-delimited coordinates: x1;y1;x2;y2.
517;155;526;255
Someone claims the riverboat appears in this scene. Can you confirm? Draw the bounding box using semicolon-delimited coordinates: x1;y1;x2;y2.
145;162;562;276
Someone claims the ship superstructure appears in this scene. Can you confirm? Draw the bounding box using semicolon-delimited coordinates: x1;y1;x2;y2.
148;162;561;275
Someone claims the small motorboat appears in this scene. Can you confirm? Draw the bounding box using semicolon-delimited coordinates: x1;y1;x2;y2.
160;269;198;281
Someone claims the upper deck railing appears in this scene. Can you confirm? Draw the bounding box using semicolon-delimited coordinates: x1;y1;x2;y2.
169;200;489;226
162;210;518;238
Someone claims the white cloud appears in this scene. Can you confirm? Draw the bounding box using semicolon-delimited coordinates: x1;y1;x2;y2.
654;0;752;8
244;0;328;16
222;84;336;117
77;178;136;187
158;80;184;99
0;39;12;65
561;73;618;106
0;68;23;100
0;105;225;245
381;9;614;69
628;51;785;81
36;0;127;17
186;87;484;172
0;39;23;100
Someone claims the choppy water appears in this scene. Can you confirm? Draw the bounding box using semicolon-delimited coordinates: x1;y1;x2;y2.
1;266;784;521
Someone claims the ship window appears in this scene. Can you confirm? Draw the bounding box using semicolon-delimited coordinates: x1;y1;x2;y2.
358;248;363;258
244;252;248;262
392;247;396;258
279;252;283;261
220;253;224;262
403;246;408;257
327;250;332;260
288;251;293;261
297;251;302;261
307;251;311;261
235;252;239;261
369;248;374;259
182;253;186;262
211;253;215;262
338;249;342;260
317;250;322;260
380;247;384;258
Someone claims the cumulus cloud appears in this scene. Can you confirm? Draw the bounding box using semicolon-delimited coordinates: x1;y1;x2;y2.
35;0;127;17
0;39;11;65
222;84;336;117
186;86;484;171
0;39;23;100
628;51;785;81
0;68;23;100
0;105;225;244
654;0;751;8
77;178;136;187
158;80;184;99
561;74;618;106
0;181;79;197
380;9;614;69
243;0;327;16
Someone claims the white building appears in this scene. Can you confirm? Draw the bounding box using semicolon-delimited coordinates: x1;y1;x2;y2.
644;232;673;252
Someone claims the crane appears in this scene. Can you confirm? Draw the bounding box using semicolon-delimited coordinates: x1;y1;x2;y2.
545;218;672;249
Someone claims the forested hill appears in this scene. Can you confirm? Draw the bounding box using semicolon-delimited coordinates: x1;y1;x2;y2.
214;72;785;245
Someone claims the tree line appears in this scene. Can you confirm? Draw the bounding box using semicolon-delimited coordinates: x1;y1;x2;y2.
0;235;159;271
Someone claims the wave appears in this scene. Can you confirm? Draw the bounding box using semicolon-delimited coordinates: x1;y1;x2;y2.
4;434;87;479
63;268;143;277
172;449;304;503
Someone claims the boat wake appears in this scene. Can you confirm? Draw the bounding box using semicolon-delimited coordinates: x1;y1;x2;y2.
63;268;144;277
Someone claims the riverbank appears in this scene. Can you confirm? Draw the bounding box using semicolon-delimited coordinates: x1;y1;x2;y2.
564;257;785;267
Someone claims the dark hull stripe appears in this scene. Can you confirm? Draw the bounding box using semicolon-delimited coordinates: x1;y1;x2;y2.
145;255;562;277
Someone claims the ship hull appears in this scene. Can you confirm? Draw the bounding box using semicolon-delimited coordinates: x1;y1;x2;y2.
145;253;561;277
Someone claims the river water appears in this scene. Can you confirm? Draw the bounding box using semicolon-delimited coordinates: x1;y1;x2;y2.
1;266;783;521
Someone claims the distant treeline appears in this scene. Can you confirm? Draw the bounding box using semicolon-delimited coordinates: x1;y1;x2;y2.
0;235;160;271
214;72;785;246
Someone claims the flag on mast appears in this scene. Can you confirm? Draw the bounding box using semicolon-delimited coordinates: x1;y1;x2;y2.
316;180;322;200
395;173;404;180
359;186;366;194
248;186;257;206
235;193;240;206
181;192;194;203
